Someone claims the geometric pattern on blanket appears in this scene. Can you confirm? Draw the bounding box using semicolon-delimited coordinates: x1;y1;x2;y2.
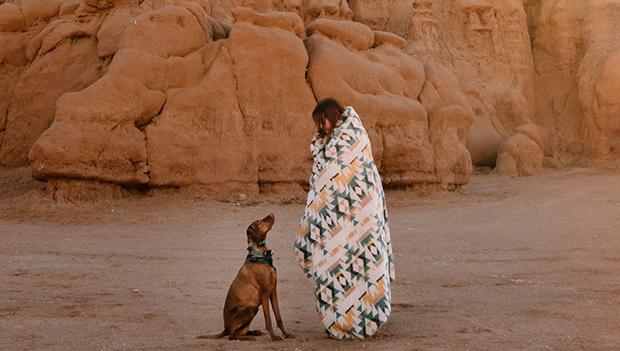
294;106;395;340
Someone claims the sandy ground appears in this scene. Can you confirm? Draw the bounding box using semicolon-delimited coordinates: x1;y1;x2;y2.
1;167;619;351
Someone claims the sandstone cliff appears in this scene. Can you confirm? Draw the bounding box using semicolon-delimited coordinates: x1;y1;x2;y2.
0;0;617;195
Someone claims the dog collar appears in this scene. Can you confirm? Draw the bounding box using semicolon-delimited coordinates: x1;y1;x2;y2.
245;248;274;267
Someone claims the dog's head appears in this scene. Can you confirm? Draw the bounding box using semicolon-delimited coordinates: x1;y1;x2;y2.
246;213;275;244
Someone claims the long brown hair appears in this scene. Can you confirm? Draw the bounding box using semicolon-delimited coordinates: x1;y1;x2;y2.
312;98;345;138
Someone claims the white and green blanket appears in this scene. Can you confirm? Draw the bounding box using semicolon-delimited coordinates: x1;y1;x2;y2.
294;106;395;340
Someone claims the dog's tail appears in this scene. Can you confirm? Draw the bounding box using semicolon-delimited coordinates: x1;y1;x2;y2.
197;331;227;339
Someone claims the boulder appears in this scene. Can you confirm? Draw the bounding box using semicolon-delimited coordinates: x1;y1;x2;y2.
59;0;81;16
515;123;551;156
496;133;543;176
51;71;165;125
306;18;374;50
232;6;304;38
37;16;102;56
96;6;143;57
348;0;390;31
373;30;407;49
20;0;60;26
0;3;25;32
118;5;208;58
298;0;353;23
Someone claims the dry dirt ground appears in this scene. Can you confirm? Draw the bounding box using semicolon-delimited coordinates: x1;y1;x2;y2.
1;167;619;351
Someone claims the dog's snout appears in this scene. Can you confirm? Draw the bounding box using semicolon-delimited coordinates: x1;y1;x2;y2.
260;214;275;229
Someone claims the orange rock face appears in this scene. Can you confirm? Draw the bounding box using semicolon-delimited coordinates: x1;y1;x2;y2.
526;0;620;161
0;0;617;194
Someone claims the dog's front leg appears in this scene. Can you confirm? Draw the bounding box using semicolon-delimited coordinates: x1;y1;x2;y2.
270;285;294;338
261;296;282;341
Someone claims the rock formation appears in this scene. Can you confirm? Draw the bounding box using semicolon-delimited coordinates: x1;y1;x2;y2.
525;0;620;162
496;132;543;177
0;0;618;196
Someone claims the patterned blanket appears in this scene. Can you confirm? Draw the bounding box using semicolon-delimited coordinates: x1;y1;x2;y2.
294;106;395;340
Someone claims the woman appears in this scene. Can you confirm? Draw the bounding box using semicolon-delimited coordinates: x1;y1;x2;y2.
294;98;395;340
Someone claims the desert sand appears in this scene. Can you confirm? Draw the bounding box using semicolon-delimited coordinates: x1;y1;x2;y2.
1;166;619;351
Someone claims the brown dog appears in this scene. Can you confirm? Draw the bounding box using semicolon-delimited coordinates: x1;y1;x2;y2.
199;214;293;341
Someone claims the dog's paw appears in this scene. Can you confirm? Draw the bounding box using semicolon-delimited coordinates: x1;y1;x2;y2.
284;333;296;339
271;335;284;341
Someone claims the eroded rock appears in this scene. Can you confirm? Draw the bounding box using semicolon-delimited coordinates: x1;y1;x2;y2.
118;5;209;57
0;0;614;196
496;133;543;177
0;3;25;32
2;40;105;166
20;0;60;26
